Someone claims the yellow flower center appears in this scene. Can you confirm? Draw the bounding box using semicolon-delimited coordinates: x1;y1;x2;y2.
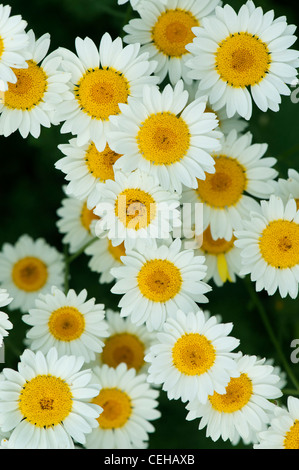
48;306;86;341
137;112;190;165
74;67;130;120
18;375;73;427
80;201;100;232
215;32;271;88
201;226;235;255
209;373;253;413
101;333;145;371
93;388;132;429
0;35;4;59
137;259;182;302
4;60;47;110
12;256;48;292
172;333;216;376
85;142;121;180
115;188;156;230
108;240;126;262
152;8;199;57
196;155;247;208
284;420;299;449
259;219;299;269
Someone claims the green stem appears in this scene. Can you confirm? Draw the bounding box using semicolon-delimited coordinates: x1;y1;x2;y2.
244;277;299;392
65;237;98;265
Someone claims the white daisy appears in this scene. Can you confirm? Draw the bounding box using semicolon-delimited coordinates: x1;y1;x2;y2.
271;168;299;208
93;169;181;250
108;80;222;193
186;0;299;119
145;309;240;403
54;33;158;152
0;289;13;345
0;234;65;313
56;191;100;254
254;396;299;449
85;363;161;449
186;353;283;444
234;195;299;299
0;4;29;92
0;29;72;138
123;0;222;85
0;347;101;449
118;0;167;9
182;129;278;240
55;137;122;208
110;237;211;331
22;286;109;363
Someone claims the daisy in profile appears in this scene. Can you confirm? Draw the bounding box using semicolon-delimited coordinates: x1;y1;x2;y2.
54;33;158;152
0;4;29;91
93;169;181;250
186;353;283;445
182;129;278;240
85;363;161;449
108;80;222;193
110;237;211;331
0;234;64;313
234;195;299;299
56;192;99;254
145;309;240;403
22;286;109;363
0;289;13;345
272;168;299;208
0;347;101;449
91;309;156;373
0;29;72;138
254;396;299;449
186;0;299;120
123;0;221;85
85;236;127;284
55;137;122;208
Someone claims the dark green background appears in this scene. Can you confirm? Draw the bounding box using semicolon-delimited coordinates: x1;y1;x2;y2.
0;0;299;449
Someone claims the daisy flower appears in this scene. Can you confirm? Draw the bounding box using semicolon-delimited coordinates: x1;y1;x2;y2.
85;363;161;449
254;396;299;449
118;0;167;9
123;0;222;85
54;33;158;152
0;347;101;449
55;137;122;208
56;192;100;254
0;289;13;345
90;309;156;373
110;237;212;331
186;0;299;120
0;4;29;92
93;169;181;250
271;168;299;208
0;29;72;138
0;234;64;313
22;286;109;363
182;129;278;240
145;309;240;403
186;353;283;444
108;80;222;193
234;195;299;299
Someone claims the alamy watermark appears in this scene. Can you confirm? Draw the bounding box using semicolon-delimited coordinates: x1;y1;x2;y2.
290;79;299;104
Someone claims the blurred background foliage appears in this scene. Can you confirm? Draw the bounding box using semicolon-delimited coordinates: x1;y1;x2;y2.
0;0;299;449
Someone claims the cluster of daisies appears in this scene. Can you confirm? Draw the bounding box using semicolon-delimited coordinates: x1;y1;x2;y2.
0;0;299;450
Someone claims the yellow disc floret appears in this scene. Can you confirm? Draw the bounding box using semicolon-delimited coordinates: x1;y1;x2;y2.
259;220;299;269
209;373;253;413
93;387;132;429
137;259;182;302
85;142;121;180
284;420;299;449
115;188;156;230
101;333;145;371
48;306;86;341
12;257;48;292
172;333;216;376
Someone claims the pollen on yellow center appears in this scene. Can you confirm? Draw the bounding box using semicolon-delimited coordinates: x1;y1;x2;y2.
215;32;271;88
93;387;132;429
201;226;236;255
0;35;4;59
75;67;130;120
172;333;216;376
259;219;299;269
137;259;182;302
18;374;73;427
101;333;145;371
137;112;190;165
4;60;47;110
12;256;48;292
209;373;253;413
48;306;86;341
80;201;100;232
152;8;199;57
108;240;126;262
196;155;247;208
85;142;121;180
284;420;299;449
115;188;156;230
